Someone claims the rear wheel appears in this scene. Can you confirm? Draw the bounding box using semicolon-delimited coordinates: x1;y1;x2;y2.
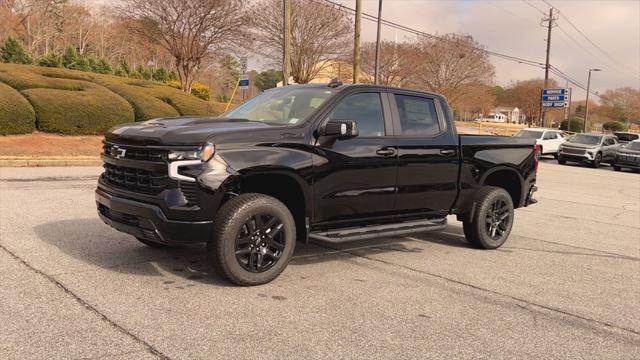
208;193;296;286
463;186;514;249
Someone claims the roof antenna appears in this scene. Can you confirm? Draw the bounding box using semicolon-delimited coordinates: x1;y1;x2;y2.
327;78;343;88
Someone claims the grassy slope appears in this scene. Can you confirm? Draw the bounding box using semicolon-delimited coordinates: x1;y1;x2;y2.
0;64;220;135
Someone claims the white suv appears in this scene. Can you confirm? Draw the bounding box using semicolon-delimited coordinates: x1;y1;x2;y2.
514;128;566;159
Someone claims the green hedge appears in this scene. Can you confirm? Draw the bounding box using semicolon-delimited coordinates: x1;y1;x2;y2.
22;84;134;134
0;64;221;134
602;121;627;132
0;81;36;134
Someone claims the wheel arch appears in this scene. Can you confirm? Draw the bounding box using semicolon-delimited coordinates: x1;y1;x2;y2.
225;168;311;239
479;167;525;208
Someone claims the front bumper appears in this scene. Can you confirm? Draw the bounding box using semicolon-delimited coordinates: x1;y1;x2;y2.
96;187;213;244
614;158;640;169
558;152;593;163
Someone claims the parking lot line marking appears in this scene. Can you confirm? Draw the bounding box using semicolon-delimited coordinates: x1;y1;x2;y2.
0;244;172;360
310;239;640;337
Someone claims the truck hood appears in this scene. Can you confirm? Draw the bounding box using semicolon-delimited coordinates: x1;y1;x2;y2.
105;117;280;146
562;142;598;150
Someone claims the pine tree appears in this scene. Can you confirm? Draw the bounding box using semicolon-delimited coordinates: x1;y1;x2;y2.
0;37;32;64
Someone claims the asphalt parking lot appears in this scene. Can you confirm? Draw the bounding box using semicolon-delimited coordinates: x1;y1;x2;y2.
1;160;638;359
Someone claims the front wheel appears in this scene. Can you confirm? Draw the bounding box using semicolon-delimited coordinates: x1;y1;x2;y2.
591;153;602;168
463;186;514;249
613;165;621;172
208;193;296;286
557;157;566;165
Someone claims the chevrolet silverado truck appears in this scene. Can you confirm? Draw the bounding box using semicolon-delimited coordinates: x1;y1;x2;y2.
96;83;538;285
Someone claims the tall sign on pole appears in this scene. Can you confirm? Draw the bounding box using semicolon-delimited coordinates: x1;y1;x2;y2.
539;7;557;127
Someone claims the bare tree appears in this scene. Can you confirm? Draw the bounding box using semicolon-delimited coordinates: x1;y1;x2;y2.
410;34;495;110
501;78;558;125
120;0;245;93
599;87;640;123
360;40;418;87
249;0;352;84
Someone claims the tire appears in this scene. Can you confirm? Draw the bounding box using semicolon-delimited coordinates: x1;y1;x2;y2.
463;186;514;249
613;165;621;172
557;157;566;165
553;153;559;160
208;193;296;286
590;153;602;168
135;236;176;249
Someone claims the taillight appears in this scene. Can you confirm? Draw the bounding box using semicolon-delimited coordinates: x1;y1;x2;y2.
533;144;540;174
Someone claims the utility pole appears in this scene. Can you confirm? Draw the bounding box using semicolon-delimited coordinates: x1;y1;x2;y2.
539;7;556;127
353;0;362;84
373;0;383;84
584;68;601;133
283;0;291;86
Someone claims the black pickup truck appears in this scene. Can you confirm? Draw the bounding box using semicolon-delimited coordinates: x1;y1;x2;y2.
96;83;538;285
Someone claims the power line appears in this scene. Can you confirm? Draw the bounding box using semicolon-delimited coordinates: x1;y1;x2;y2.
542;0;640;79
317;0;547;68
317;0;600;98
521;0;546;15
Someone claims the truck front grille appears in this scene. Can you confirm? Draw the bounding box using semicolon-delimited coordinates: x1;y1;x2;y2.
562;147;586;155
103;142;167;162
103;163;168;194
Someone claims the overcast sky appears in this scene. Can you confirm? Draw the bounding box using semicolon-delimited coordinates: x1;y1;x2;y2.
335;0;640;100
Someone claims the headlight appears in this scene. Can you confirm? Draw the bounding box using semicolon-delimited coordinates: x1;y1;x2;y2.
200;143;215;162
168;142;215;162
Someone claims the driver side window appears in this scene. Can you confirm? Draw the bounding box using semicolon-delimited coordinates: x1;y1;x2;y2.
329;93;385;137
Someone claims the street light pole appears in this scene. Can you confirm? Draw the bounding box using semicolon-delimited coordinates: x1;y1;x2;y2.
583;68;601;133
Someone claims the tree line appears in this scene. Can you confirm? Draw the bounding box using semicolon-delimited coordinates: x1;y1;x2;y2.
1;0;637;125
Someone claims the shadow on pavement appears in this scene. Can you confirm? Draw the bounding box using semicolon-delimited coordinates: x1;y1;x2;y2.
35;218;436;284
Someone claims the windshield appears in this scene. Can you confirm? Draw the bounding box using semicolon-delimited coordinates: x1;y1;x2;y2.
514;130;543;139
223;86;336;125
614;132;639;142
624;142;640;151
568;134;602;145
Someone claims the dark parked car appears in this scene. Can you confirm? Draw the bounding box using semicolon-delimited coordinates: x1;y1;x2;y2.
613;132;639;144
613;140;640;172
96;84;538;285
557;134;620;168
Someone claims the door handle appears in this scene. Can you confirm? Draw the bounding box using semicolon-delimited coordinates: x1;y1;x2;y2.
440;149;456;157
376;147;396;156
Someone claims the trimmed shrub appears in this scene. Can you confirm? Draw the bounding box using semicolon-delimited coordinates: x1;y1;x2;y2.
0;37;32;64
0;64;219;133
602;121;627;132
22;84;134;134
560;116;584;132
0;81;36;134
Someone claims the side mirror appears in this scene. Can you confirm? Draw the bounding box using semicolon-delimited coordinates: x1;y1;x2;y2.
319;120;359;139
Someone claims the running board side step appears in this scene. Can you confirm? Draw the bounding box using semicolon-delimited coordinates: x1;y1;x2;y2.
308;218;447;243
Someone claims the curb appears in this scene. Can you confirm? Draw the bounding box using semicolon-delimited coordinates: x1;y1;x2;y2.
0;159;102;167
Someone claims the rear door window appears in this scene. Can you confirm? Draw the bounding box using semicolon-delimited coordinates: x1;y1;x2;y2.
394;94;441;137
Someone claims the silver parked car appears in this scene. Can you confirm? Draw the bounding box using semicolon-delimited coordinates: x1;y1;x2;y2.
557;134;620;168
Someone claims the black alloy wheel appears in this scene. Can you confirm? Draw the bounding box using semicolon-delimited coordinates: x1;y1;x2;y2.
484;198;511;241
234;214;286;273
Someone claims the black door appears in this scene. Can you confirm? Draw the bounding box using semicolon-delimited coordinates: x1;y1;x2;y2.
312;91;398;226
390;93;459;218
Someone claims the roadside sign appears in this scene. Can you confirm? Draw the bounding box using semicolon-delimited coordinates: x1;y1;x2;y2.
239;74;249;90
542;88;569;95
541;88;569;108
